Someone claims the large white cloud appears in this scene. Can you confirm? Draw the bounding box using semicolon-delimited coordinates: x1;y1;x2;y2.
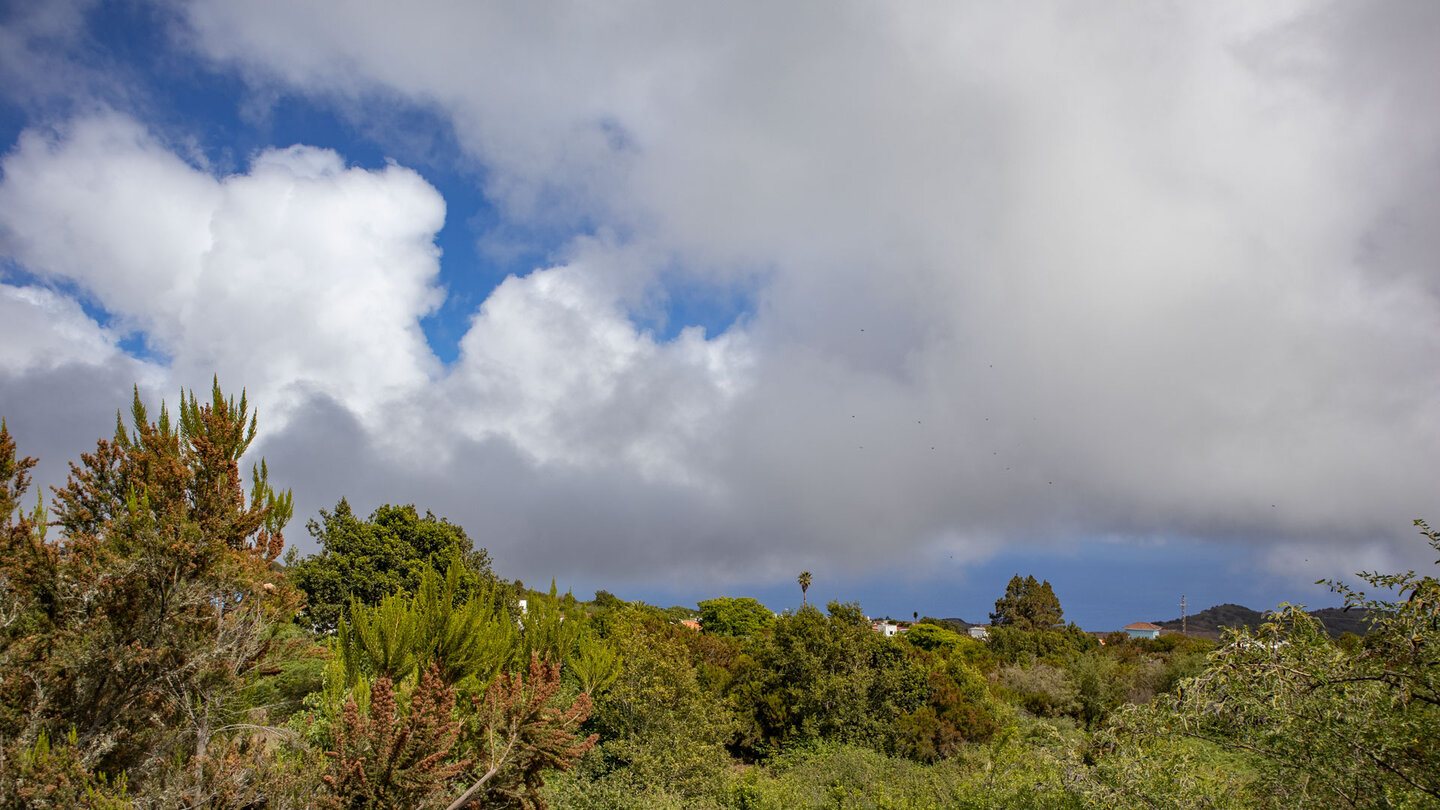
173;0;1440;576
444;259;752;482
1;1;1437;594
0;113;447;427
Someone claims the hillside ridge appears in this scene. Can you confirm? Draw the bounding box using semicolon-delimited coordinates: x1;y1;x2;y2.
1152;602;1371;638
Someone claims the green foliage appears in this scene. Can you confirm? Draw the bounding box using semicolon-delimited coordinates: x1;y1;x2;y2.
986;624;1096;666
995;664;1079;719
904;623;997;671
289;499;494;633
591;590;624;610
697;596;774;638
727;741;969;810
723;734;1089;810
989;574;1063;631
336;560;515;688
900;622;966;654
893;661;1008;761
1064;651;1130;728
545;769;708;810
730;602;927;755
584;619;735;802
340;594;424;684
518;581;586;669
1107;519;1440;808
239;622;328;722
0;727;132;810
1069;727;1261;809
568;634;623;695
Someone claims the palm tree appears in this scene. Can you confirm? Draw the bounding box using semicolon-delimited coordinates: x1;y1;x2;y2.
798;571;812;606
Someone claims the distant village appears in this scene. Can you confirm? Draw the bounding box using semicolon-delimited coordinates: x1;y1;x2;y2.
861;618;1162;642
851;603;1371;641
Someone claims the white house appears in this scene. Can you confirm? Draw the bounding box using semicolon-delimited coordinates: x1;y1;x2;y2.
1123;622;1161;640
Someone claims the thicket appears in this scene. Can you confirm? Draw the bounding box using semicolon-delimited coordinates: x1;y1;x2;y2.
2;383;1437;808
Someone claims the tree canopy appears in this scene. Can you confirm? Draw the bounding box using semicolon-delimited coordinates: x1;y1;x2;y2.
287;499;494;632
989;574;1063;631
0;381;300;801
697;596;774;638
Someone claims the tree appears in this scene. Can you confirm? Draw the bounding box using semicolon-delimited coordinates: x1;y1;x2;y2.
334;560;515;689
289;500;495;632
580;618;735;802
0;381;301;801
697;596;773;638
797;571;812;606
0;421;42;638
989;574;1063;631
732;602;927;754
1107;520;1440;807
591;590;623;610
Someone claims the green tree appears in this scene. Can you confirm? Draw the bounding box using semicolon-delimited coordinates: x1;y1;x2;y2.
732;602;926;755
797;571;812;606
581;616;735;802
985;623;1097;667
289;500;495;632
697;596;774;638
989;574;1063;631
591;590;624;610
902;622;968;655
334;560;515;689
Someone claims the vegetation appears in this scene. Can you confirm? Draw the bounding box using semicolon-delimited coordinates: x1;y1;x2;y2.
2;381;1436;808
1108;521;1440;807
288;500;496;633
989;574;1063;630
697;596;773;638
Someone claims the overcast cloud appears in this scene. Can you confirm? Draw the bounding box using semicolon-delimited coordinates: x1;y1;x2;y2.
0;1;1437;615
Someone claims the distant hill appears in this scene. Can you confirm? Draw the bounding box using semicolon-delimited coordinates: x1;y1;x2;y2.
919;617;977;633
1307;607;1373;637
1153;603;1372;639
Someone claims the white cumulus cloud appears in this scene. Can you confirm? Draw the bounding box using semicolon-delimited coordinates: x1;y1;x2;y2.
0;112;447;428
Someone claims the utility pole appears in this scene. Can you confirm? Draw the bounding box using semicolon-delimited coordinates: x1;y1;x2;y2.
1180;594;1187;637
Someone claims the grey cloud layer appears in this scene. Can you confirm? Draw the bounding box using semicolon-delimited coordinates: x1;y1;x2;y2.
1;1;1437;589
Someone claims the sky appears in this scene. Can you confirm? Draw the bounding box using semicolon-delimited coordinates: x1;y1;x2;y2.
1;1;1437;631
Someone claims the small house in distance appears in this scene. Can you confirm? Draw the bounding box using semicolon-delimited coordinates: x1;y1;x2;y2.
968;625;989;640
1123;622;1161;640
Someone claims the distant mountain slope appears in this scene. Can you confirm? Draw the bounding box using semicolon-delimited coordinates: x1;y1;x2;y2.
1153;603;1371;638
1307;607;1373;637
932;617;978;632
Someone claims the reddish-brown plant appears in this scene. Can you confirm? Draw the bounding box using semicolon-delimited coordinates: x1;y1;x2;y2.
321;664;467;810
448;654;598;810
